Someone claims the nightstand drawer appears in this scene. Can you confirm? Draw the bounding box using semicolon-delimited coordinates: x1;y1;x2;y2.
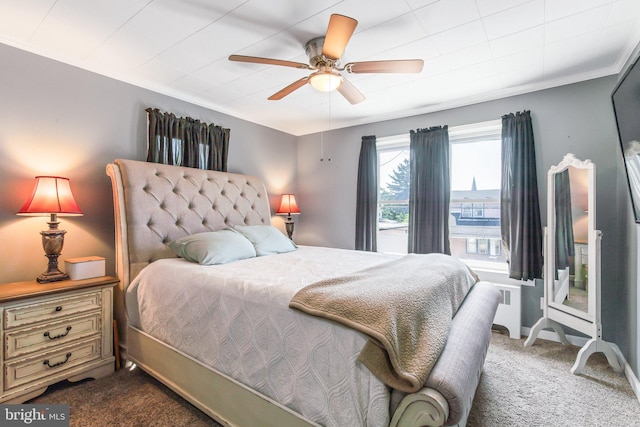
4;291;101;329
5;313;102;359
4;338;101;391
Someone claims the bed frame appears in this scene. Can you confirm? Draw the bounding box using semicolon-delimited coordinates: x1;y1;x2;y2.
106;159;500;427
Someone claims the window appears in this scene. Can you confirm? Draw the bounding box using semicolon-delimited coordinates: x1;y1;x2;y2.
376;120;507;270
490;239;502;256
478;239;489;254
377;137;409;254
466;238;477;253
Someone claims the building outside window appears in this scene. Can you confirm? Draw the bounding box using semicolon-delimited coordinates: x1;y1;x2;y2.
377;120;506;270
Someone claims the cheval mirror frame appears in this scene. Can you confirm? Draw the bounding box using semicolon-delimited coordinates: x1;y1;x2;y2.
524;153;623;375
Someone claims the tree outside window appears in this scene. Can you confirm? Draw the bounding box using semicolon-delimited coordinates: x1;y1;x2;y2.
380;157;409;223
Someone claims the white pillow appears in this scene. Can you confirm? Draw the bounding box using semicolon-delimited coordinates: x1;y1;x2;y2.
233;225;297;256
169;229;256;265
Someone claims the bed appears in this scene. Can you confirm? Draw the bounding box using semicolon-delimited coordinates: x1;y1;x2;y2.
106;158;500;427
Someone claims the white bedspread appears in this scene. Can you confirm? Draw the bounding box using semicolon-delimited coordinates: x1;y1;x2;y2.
126;246;400;427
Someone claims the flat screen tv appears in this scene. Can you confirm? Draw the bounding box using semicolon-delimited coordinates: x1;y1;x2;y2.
612;53;640;223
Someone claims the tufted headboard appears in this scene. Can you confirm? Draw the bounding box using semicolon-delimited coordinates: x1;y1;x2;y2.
106;159;272;349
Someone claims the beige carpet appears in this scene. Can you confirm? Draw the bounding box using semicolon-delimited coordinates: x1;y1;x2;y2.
30;329;639;426
468;329;638;426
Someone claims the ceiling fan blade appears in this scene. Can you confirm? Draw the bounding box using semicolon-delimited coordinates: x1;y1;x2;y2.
345;59;424;74
268;77;309;100
322;14;358;60
229;54;311;70
337;76;365;105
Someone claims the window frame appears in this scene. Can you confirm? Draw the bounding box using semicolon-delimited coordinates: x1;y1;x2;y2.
376;120;508;275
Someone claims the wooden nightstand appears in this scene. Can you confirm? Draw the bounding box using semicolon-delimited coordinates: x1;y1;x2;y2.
0;276;118;403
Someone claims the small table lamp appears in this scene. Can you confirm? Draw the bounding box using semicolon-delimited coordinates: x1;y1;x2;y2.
17;176;83;283
276;194;300;240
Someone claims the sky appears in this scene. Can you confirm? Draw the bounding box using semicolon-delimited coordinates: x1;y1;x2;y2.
451;139;501;191
379;138;501;193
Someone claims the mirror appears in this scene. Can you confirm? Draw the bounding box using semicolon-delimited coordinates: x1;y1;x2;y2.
551;165;590;315
525;153;622;375
546;154;594;321
611;53;640;223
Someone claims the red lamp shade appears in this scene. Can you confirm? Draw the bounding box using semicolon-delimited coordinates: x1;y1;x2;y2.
17;176;83;216
276;194;300;215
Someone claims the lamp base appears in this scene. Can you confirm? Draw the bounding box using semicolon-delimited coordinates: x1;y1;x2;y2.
37;270;69;284
284;219;295;240
37;226;69;284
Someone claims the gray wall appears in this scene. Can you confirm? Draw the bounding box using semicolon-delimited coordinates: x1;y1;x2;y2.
0;43;297;284
295;76;638;374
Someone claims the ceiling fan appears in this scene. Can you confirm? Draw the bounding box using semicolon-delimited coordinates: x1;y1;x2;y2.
229;14;424;104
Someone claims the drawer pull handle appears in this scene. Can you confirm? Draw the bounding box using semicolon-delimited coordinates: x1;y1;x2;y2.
43;353;72;368
55;306;63;312
44;326;72;340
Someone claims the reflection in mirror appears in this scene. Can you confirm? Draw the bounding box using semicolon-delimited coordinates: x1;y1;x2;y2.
624;140;640;220
554;166;589;313
611;51;640;224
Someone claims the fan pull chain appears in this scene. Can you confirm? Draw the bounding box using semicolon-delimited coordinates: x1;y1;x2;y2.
320;94;332;162
324;95;333;162
320;132;332;162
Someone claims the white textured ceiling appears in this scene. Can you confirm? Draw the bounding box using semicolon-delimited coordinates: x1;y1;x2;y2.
1;0;639;136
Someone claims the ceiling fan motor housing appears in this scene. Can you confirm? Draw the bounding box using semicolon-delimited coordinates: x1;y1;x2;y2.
305;37;337;68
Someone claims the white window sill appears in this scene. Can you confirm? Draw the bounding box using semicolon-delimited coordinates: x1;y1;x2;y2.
464;259;536;287
377;253;537;287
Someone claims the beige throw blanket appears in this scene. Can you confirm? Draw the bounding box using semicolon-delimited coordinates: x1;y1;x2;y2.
289;253;478;393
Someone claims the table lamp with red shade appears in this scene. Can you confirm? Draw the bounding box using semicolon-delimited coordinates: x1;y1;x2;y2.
17;176;83;283
276;193;300;240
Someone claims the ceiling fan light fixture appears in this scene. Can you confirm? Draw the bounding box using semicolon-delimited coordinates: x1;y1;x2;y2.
309;70;342;92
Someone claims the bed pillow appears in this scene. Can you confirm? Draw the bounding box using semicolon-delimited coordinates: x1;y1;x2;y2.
169;229;256;265
233;225;297;256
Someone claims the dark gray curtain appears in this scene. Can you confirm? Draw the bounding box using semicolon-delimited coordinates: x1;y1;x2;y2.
500;111;543;280
146;108;229;171
554;169;574;270
408;126;451;254
355;135;378;251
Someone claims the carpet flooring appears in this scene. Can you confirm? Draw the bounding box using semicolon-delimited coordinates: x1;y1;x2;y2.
29;329;639;426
